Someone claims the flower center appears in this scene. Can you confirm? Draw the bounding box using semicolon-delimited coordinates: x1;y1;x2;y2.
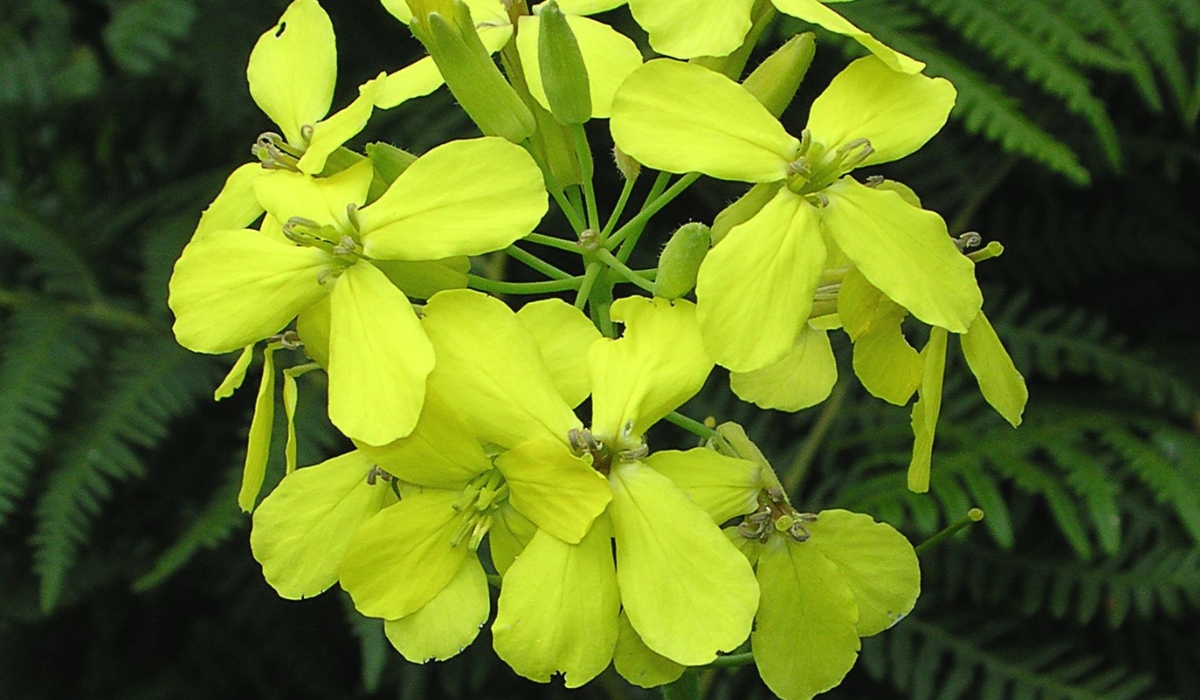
736;486;818;543
253;132;303;172
568;424;648;475
784;129;874;196
449;468;509;550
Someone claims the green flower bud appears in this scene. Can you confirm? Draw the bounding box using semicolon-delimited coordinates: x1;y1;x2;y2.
654;222;710;300
408;0;535;143
742;33;816;119
537;1;591;125
711;181;781;245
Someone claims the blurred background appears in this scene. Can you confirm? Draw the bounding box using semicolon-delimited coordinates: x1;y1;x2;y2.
1;0;1198;698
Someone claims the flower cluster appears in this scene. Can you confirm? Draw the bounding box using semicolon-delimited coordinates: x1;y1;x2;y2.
166;1;1028;698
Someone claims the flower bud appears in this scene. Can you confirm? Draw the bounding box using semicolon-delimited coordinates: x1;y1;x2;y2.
537;1;591;125
741;33;815;118
407;0;535;143
654;222;710;300
711;182;781;245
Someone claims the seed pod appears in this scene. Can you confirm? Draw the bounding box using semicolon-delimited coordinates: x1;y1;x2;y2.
654;222;711;300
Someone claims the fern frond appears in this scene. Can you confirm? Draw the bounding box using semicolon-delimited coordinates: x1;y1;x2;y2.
0;306;99;525
1116;0;1193;119
0;204;101;301
30;336;218;612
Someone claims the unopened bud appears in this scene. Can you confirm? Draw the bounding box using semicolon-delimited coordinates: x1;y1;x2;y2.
654;222;710;300
742;33;816;118
711;182;781;245
537;2;591;125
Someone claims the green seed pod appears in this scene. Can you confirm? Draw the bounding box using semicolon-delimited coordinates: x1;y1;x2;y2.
537;1;591;125
742;33;816;118
654;222;711;300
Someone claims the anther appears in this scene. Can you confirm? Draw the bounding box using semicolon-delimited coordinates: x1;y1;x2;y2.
865;175;884;188
268;330;303;350
836;138;874;170
299;124;315;146
618;444;649;461
332;235;358;256
345;203;361;232
365;465;393;486
956;231;983;251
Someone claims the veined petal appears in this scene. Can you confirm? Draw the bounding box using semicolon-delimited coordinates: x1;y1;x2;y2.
422;290;579;449
255;159;374;230
852;299;923;406
643;448;761;525
613;611;685;688
808;509;920;637
555;0;626;14
517;15;642;118
493;523;620;688
384;557;489;662
214;345;255;400
806;56;953;165
296;294;331;367
516;298;600;408
589;297;712;439
610;60;799;182
250;450;396;599
489;505;536;576
169;230;330;354
837;265;884;340
609;461;758;665
328;262;434;445
823;178;981;333
730;324;838;411
696;189;826;372
495;438;610;544
626;0;755;58
239;346;277;512
753;536;861;700
961;311;1027;427
195;163;264;238
298;73;386;175
339;490;470;619
247;0;336;146
909;328;947;493
360;137;547;260
355;392;490;489
771;0;924;74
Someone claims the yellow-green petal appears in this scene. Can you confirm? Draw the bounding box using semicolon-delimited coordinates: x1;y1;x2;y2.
494;438;611;544
297;73;386;175
837;265;884;341
250;450;395;599
355;392;491;489
214;345;255;400
960;311;1027;427
609;461;758;665
556;0;625;14
613;611;685;688
517;14;642;118
255;159;374;231
195;163;264;238
339;490;470;619
493;523;619;687
908;327;947;493
169;230;331;354
296;294;331;367
806;56;953;165
808;509;920;637
247;0;336;146
360;137;547;260
610;60;799;183
643;448;761;525
730;325;837;411
589;297;712;439
372;257;470;300
422;290;579;449
752;537;861;700
327;262;434;445
489;505;536;576
696;189;826;372
626;0;755;59
239;345;277;512
384;557;489;662
516;297;600;408
770;0;924;74
822;178;981;333
852;299;923;406
376;56;446;109
282;369;299;473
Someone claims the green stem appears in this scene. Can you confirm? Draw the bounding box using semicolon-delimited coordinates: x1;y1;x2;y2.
612;172;702;262
523;232;579;252
915;509;985;556
574;261;603;309
661;669;701;700
593;248;655;293
608;171;671;251
665;411;717;440
600;172;638;240
551;183;588;234
571;124;601;232
505;245;573;280
467;274;581;295
782;380;848;495
706;652;755;669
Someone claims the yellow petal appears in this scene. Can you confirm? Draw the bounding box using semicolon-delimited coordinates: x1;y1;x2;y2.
282;370;299;473
613;611;685;688
643;448;761;525
696;189;825;372
422;290;579;449
327;263;434;445
298;73;386;175
169;230;330;354
516;297;600;408
376;55;446;109
517;14;643;118
250;450;395;599
384;557;489;662
254;158;374;230
770;0;924;74
339;490;471;619
610;60;799;182
493;523;620;687
494;438;610;544
489;505;536;576
195;163;264;238
556;0;626;13
852;300;923;406
355;392;490;489
360;137;547;260
247;0;336;146
589;297;712;439
609;461;758;665
296;294;331;367
961;311;1027;427
626;0;755;58
908;327;948;493
730;324;838;411
214;345;255;400
239;345;277;512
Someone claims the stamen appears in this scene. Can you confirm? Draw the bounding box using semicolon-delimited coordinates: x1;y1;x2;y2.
836;138;874;170
332;235;358;257
865;175;885;188
956;231;983;251
252;132;302;171
365;465;393;486
299;124;315;147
